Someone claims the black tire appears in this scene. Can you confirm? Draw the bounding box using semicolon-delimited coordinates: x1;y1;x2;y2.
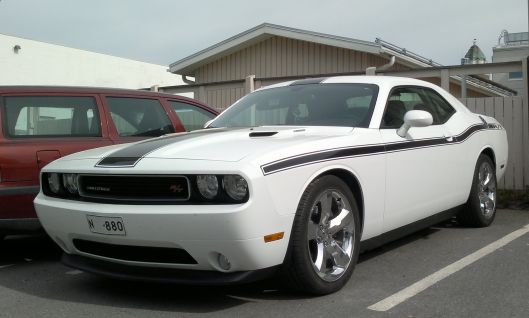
282;175;361;295
458;154;497;227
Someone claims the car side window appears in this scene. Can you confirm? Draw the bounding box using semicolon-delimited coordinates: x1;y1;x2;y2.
3;96;101;137
381;87;425;128
420;88;456;124
168;101;215;131
381;86;456;128
106;97;175;137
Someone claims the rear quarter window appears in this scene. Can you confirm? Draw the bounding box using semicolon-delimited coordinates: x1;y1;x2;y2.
169;101;216;132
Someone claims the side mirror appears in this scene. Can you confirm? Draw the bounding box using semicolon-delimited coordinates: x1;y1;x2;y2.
397;110;433;137
203;119;213;129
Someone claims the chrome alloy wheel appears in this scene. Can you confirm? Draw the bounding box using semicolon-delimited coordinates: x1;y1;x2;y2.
478;161;497;218
307;189;355;282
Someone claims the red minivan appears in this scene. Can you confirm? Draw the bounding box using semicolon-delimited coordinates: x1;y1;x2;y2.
0;86;218;238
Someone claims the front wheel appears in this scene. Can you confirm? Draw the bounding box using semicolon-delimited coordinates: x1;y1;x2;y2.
283;175;360;295
458;154;497;227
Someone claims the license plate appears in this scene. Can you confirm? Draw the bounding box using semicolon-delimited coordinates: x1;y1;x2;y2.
86;215;126;235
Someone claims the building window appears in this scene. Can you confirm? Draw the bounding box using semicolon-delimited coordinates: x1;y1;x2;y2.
508;71;523;80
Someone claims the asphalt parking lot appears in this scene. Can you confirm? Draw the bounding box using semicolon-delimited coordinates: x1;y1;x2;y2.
0;209;528;318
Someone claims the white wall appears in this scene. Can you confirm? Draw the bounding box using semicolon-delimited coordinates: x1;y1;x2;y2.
0;33;184;89
491;45;528;95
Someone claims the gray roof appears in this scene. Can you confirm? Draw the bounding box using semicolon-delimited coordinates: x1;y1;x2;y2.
169;23;382;74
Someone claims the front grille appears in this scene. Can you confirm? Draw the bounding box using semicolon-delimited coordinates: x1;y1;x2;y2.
73;239;197;264
78;175;190;202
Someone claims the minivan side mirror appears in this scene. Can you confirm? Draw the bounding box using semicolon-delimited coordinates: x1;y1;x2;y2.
397;110;433;137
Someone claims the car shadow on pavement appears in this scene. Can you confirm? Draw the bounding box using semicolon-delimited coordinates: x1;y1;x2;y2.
0;233;62;265
358;217;475;264
358;229;438;263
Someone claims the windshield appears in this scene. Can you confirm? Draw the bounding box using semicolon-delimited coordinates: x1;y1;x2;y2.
209;83;379;128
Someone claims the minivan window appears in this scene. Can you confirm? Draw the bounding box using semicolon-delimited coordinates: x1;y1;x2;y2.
106;97;174;137
3;96;101;137
169;101;215;132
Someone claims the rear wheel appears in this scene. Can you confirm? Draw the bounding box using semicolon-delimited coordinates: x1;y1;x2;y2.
458;154;497;227
283;175;360;295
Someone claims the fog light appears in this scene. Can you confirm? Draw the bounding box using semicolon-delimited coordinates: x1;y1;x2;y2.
62;174;79;194
47;173;61;194
218;253;231;271
196;175;219;199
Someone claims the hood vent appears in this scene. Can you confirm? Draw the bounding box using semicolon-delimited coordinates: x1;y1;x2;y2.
249;131;278;137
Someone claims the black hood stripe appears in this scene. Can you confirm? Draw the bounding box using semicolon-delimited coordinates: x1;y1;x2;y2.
261;124;499;175
96;129;228;167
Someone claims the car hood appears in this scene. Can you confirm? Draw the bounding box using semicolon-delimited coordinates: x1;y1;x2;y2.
63;126;355;163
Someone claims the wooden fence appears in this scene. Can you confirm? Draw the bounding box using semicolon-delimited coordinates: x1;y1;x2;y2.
460;97;525;190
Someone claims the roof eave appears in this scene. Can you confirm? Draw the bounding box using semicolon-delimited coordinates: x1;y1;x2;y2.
169;23;381;75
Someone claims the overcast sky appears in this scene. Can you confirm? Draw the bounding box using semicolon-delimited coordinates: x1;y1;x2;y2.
0;0;526;67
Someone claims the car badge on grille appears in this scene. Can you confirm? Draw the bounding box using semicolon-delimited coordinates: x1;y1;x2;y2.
86;186;111;192
169;184;184;193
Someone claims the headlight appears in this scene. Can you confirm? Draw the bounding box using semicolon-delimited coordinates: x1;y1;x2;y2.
196;175;219;199
223;175;248;201
62;174;79;194
47;173;61;194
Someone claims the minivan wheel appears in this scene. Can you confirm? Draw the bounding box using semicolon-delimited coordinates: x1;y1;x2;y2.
283;175;360;295
458;154;497;227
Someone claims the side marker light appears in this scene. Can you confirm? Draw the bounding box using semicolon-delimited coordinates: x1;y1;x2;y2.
264;232;284;243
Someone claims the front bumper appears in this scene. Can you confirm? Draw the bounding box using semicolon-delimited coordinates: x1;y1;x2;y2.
34;193;293;273
62;253;280;285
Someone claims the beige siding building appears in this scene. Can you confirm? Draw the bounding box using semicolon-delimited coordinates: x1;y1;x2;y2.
167;23;512;110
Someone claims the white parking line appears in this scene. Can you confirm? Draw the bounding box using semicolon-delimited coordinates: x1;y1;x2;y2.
0;264;15;269
368;223;529;312
65;270;84;275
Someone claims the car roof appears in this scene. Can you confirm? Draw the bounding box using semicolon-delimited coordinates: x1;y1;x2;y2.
0;85;207;106
258;75;440;91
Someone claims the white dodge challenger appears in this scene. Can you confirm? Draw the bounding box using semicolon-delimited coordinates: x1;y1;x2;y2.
34;76;507;294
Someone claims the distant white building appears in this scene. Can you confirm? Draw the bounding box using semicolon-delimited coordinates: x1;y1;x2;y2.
0;33;183;89
492;30;529;95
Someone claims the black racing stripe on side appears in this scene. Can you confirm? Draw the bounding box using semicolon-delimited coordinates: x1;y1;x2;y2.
384;137;447;152
289;77;328;86
262;144;386;174
262;124;488;175
385;124;485;152
452;124;485;142
97;129;228;167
